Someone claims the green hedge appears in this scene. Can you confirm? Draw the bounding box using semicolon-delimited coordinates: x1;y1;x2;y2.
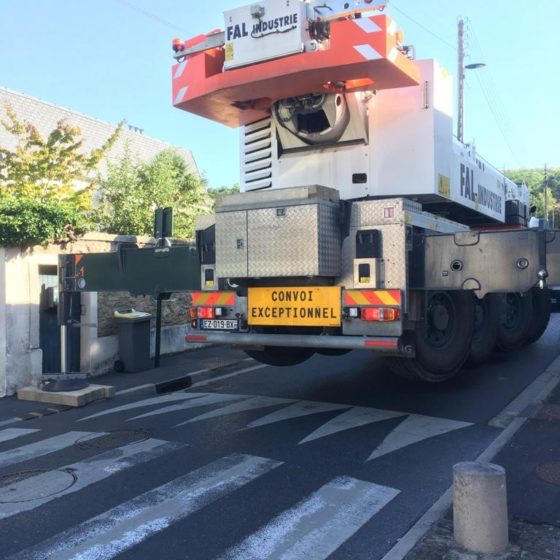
0;199;86;248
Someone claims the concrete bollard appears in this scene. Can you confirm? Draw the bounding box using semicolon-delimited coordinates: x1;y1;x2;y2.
453;461;509;554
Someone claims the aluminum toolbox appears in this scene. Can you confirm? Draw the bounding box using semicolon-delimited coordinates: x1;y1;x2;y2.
216;185;341;278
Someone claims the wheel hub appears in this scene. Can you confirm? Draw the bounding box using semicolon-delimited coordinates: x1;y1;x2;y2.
425;293;454;347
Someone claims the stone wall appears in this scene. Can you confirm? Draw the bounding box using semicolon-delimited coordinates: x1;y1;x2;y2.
0;233;197;396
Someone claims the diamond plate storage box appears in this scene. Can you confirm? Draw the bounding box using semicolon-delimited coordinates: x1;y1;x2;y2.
216;186;341;278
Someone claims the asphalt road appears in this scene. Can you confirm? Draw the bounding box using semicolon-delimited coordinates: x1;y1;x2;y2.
1;316;560;560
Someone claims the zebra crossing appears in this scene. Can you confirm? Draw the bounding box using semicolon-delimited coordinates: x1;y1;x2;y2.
0;391;479;559
80;391;473;461
0;426;401;559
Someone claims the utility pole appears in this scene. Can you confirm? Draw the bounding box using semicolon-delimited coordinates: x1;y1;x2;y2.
457;18;485;144
457;19;465;143
544;164;548;225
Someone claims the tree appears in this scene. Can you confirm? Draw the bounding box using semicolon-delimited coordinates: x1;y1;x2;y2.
0;102;120;210
0;102;121;247
506;168;560;221
95;149;211;238
208;183;241;210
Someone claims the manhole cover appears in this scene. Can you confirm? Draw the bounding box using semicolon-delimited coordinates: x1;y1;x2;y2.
75;429;151;450
535;462;560;486
0;469;77;503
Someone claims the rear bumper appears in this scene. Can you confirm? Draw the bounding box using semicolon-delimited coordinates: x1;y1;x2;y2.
186;332;412;356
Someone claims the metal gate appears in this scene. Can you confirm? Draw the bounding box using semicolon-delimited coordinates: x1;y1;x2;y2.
39;265;80;373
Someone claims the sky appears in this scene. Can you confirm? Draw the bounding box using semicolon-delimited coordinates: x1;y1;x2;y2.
0;1;558;189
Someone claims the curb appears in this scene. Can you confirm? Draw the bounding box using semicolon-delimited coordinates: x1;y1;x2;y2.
381;351;560;560
114;358;258;399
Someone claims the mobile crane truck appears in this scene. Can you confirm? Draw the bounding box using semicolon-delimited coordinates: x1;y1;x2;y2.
60;0;560;382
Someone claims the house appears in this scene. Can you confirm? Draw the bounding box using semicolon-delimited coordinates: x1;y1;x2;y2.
0;86;198;176
0;87;200;397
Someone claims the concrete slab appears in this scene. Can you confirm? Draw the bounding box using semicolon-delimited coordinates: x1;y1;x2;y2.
17;385;115;407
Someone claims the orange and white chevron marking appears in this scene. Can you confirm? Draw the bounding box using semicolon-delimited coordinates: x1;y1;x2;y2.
192;292;235;306
344;290;401;306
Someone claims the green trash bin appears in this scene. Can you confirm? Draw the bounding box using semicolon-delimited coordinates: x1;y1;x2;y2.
114;308;152;372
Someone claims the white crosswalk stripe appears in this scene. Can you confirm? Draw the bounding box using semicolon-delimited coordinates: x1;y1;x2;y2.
368;414;472;461
5;453;282;560
247;400;351;428
219;476;400;560
0;438;184;520
128;393;248;421
0;428;39;444
0;431;101;469
79;392;207;421
174;395;294;427
300;406;406;444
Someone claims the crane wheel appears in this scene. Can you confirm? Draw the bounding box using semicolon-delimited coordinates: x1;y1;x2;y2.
496;292;533;351
244;346;315;367
387;290;475;383
468;293;501;365
524;288;551;345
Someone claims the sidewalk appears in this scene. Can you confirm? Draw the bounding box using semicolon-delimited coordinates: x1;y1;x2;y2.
405;378;560;559
1;345;251;425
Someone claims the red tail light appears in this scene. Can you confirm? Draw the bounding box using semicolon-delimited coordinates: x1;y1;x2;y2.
361;307;400;322
197;307;216;319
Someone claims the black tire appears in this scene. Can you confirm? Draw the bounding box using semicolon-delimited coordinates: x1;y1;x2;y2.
244;346;315;367
525;288;551;345
113;359;125;373
388;291;475;383
496;292;533;351
468;293;501;365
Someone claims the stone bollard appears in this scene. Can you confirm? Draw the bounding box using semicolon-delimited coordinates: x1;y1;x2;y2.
453;461;509;554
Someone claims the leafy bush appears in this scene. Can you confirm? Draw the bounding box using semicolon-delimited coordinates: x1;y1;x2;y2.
0;101;121;247
95;149;211;238
0;199;87;248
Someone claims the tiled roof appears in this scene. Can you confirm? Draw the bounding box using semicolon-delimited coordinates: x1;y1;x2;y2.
0;86;199;177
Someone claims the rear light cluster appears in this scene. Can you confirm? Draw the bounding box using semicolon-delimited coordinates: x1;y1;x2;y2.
188;306;226;320
344;307;400;322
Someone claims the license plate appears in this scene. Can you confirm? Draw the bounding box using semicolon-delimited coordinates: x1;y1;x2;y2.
248;287;341;327
200;319;239;331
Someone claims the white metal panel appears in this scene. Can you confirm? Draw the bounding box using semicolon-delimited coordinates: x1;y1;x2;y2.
223;1;307;70
241;118;275;191
370;59;446;199
451;144;506;222
237;56;511;222
274;145;370;200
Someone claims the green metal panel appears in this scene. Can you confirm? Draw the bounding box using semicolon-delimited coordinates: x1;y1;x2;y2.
60;245;201;296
